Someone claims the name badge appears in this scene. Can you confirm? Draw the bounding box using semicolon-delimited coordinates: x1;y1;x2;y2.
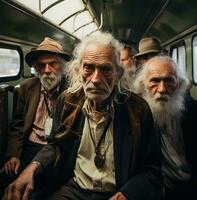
45;117;53;136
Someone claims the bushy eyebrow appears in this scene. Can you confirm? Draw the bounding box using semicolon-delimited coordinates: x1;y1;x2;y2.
83;62;113;68
150;77;161;82
150;76;175;82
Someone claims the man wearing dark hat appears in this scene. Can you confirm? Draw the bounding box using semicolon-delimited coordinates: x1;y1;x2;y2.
134;36;162;70
0;37;69;197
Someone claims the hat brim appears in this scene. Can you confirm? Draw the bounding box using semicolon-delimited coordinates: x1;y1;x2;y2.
134;49;159;58
25;50;70;67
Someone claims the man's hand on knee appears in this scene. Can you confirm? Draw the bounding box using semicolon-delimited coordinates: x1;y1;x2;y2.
2;162;40;200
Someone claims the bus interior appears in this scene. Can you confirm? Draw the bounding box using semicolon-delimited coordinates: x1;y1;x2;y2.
0;0;197;161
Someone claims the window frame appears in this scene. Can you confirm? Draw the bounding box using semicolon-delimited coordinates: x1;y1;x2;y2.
0;43;23;82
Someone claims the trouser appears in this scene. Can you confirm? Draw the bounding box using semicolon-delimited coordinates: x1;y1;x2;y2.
45;179;115;200
163;179;197;200
0;141;44;198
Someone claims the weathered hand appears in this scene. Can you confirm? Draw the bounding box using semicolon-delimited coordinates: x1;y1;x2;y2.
0;157;20;176
109;192;128;200
2;163;39;200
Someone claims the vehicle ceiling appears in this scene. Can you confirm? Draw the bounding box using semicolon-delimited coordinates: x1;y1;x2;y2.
0;0;197;51
0;0;79;53
89;0;197;46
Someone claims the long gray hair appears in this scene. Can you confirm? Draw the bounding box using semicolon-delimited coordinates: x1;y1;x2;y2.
65;32;131;101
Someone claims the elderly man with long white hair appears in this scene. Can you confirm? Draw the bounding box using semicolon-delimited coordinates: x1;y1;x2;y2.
134;55;197;200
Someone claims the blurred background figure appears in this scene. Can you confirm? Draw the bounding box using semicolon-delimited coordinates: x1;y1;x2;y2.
134;36;162;71
120;45;136;72
120;45;136;92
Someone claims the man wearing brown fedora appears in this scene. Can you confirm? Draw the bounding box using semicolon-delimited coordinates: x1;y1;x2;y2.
0;37;70;197
134;36;162;70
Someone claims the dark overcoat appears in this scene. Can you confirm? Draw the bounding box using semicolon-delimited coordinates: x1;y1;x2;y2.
182;96;197;183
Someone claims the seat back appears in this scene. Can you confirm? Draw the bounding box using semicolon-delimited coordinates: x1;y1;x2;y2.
0;84;14;156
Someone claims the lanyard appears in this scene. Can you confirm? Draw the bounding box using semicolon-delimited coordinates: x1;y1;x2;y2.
87;116;112;153
43;92;52;118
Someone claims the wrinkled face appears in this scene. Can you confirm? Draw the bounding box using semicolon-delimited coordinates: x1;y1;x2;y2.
120;49;134;69
35;55;62;91
80;43;119;103
145;59;178;103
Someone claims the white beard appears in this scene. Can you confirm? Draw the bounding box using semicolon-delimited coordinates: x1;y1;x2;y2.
143;89;185;128
40;72;61;92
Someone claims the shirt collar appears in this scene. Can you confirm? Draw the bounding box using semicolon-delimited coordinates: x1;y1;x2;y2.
41;85;60;99
82;98;114;122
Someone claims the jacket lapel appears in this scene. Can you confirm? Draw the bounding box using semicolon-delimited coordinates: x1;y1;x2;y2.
113;102;133;189
55;89;85;144
25;80;41;132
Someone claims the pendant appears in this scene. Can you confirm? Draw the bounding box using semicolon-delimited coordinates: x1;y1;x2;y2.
94;154;105;169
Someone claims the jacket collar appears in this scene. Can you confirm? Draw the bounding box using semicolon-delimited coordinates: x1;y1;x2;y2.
26;79;41;128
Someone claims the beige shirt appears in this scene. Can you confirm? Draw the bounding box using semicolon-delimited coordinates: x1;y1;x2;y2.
74;100;116;192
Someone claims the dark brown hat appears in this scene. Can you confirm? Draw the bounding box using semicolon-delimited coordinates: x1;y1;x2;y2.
25;37;70;66
134;37;162;58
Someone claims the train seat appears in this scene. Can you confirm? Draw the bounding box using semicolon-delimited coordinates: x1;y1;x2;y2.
0;84;14;156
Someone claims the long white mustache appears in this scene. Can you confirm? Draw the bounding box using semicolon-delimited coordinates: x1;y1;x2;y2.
143;90;185;128
40;72;61;91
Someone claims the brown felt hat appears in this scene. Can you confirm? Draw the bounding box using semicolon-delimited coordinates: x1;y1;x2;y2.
134;37;162;58
25;37;70;66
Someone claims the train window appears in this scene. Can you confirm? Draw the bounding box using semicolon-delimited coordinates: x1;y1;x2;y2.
193;36;197;83
172;48;178;64
30;67;38;77
171;45;186;73
0;48;20;78
178;46;186;73
15;0;99;39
